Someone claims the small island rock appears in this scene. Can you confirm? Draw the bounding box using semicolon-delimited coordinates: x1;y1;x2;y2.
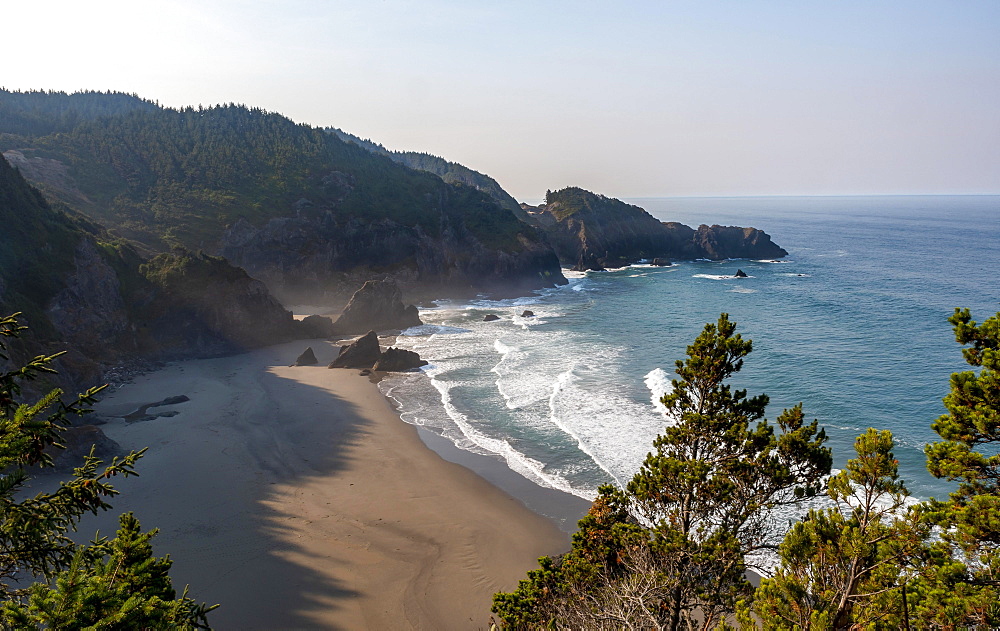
328;331;381;369
483;314;500;322
734;269;748;278
651;258;672;266
521;310;534;317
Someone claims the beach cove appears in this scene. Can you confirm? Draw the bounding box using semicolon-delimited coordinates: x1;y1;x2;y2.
42;338;577;629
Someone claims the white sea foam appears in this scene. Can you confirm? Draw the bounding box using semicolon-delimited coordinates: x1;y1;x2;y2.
400;324;471;336
693;273;736;280
643;368;673;420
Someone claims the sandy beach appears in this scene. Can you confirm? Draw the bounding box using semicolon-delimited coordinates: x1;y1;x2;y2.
55;339;575;629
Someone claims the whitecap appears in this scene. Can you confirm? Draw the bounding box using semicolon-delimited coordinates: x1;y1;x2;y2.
400;324;471;336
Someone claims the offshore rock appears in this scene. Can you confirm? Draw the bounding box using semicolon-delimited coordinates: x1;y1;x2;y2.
373;347;428;372
329;331;381;369
293;347;318;366
735;269;748;278
651;258;672;266
331;280;422;335
521;310;535;317
483;314;500;322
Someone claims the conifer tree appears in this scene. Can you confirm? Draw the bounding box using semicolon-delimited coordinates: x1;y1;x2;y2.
748;429;921;629
917;308;1000;626
0;313;215;627
493;314;831;629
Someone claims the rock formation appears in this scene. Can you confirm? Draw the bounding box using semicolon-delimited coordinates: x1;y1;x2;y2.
521;310;535;317
522;187;788;269
483;314;500;322
328;331;382;369
299;315;335;338
293;347;318;366
330;280;422;335
735;269;748;278
651;258;672;266
373;348;428;372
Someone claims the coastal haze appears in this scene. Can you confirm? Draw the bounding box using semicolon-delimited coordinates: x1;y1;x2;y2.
4;1;999;199
2;1;999;629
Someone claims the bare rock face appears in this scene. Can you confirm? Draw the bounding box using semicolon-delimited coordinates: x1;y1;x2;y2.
373;347;428;372
293;347;318;366
331;280;422;334
328;331;381;369
299;314;335;338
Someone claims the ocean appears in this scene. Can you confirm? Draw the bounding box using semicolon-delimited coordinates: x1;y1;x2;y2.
380;196;1000;525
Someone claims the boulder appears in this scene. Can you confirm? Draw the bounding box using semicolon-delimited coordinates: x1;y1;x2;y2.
521;310;535;317
651;257;672;266
735;269;748;278
293;347;318;366
331;280;422;334
373;348;428;372
483;314;500;322
299;314;335;338
329;331;381;369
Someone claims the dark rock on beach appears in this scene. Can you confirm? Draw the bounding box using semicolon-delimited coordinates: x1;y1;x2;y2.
293;347;318;366
299;315;336;338
373;347;428;372
331;280;422;335
329;331;381;369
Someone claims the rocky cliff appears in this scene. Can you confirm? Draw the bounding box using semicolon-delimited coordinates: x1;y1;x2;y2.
523;188;787;269
0;157;312;390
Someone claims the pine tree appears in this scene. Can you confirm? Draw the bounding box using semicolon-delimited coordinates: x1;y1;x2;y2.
748;429;922;629
493;314;831;629
0;313;215;627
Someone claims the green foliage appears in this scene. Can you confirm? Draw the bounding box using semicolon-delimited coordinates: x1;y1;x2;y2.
917;308;1000;626
750;429;921;629
2;92;532;255
0;156;83;332
329;127;523;213
494;314;832;630
0;313;215;627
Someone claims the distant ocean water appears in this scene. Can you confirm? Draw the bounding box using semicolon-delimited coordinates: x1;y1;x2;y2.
380;196;1000;518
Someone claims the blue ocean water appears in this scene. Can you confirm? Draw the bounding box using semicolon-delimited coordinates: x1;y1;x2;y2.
381;196;1000;513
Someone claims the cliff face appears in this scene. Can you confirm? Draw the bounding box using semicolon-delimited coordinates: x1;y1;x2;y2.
523;188;787;269
220;208;565;303
0;157;311;389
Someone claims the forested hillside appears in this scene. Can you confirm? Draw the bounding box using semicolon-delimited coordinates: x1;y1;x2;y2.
0;155;308;389
329;127;525;217
0;90;563;299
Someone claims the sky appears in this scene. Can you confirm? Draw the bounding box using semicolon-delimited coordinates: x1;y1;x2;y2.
5;0;999;201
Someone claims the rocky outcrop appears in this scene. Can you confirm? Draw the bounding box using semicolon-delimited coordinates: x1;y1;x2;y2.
329;331;382;369
372;347;428;372
523;187;787;268
735;269;748;278
483;314;500;322
46;239;130;358
293;347;318;366
299;315;335;338
521;310;534;317
331;280;422;335
651;258;672;266
45;425;123;471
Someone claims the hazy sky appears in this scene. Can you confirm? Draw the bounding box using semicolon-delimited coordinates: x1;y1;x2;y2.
6;1;999;200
